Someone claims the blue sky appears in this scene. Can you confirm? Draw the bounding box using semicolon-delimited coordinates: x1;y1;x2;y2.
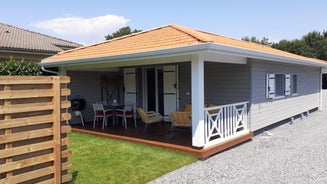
1;0;327;45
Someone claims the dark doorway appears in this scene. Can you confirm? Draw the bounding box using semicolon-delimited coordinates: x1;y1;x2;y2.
147;68;156;111
146;68;164;114
323;74;327;89
157;69;164;116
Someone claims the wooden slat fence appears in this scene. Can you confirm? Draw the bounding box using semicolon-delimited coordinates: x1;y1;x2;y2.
0;76;72;183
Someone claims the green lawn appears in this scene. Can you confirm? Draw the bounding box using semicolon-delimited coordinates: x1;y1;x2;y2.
67;132;197;184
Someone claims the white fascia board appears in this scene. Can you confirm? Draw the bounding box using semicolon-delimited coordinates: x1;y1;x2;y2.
207;44;327;67
39;44;212;67
39;42;327;68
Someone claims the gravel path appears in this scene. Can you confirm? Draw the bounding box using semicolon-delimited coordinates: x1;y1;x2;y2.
149;110;327;184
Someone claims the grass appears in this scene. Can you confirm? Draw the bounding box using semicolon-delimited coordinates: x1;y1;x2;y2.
67;132;197;184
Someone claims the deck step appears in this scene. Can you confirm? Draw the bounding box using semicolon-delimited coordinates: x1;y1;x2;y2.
72;127;253;159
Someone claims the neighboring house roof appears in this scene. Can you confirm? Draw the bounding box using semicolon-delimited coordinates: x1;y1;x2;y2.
0;22;82;54
41;24;327;66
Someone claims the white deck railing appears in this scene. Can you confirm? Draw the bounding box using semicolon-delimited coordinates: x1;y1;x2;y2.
204;101;249;148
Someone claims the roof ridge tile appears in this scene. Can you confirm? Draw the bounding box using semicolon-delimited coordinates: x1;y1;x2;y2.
169;24;212;42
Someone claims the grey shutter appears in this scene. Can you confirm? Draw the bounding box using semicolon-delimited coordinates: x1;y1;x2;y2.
266;74;275;99
163;65;177;121
123;68;136;105
285;74;291;95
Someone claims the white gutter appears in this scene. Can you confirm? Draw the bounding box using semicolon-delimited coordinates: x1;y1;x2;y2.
41;66;59;75
39;43;327;68
0;49;55;56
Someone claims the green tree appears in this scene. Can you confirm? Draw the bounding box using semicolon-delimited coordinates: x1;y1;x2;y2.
272;31;327;60
241;36;272;46
105;26;142;40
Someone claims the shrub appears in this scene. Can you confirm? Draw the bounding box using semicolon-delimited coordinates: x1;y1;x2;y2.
0;57;42;76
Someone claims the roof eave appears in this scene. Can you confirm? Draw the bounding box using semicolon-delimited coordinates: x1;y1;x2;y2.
39;43;212;67
39;43;327;68
207;44;327;67
0;48;56;56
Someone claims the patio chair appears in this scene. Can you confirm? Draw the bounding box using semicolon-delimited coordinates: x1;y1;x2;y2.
137;108;163;132
169;111;192;138
92;103;114;129
169;112;192;128
116;103;137;129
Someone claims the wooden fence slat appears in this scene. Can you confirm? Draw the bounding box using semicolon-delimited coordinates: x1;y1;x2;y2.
0;166;54;184
61;161;72;171
0;88;70;100
0;141;54;159
0;76;70;84
0;153;54;173
61;125;72;133
0;115;53;129
61;150;72;159
61;137;72;146
53;76;62;184
0;101;70;114
61;174;73;183
0;128;53;144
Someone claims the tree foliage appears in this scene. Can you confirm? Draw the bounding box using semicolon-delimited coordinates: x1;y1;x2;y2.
0;58;42;76
241;36;272;46
105;26;142;40
272;31;327;60
243;30;327;61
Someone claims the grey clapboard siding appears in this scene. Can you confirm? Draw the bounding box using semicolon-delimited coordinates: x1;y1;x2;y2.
250;59;320;130
178;61;250;108
178;62;191;109
68;71;103;122
204;62;250;105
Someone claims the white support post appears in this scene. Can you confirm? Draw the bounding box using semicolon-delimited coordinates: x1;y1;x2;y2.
319;68;323;111
191;54;205;147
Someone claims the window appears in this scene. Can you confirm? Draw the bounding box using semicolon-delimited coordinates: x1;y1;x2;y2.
275;74;285;97
292;74;298;95
266;73;291;99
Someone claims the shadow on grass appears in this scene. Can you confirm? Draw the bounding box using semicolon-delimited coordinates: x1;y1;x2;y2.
66;171;78;184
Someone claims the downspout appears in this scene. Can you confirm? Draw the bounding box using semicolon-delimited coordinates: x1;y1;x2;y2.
41;66;59;76
319;67;323;111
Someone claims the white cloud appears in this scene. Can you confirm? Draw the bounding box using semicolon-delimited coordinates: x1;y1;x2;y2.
31;14;129;44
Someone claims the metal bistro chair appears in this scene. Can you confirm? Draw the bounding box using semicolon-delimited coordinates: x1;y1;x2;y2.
115;104;137;129
92;103;114;129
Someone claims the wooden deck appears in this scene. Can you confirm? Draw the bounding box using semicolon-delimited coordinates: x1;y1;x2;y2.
70;120;253;159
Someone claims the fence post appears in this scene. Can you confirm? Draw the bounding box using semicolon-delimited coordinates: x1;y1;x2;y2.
4;84;13;178
53;77;62;183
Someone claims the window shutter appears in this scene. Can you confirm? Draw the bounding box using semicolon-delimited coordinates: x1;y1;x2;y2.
285;74;291;95
266;74;275;99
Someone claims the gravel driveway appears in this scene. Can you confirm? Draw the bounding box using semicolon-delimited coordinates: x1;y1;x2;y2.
149;110;327;184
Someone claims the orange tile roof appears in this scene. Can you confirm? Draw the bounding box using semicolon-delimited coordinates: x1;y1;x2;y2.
42;24;327;65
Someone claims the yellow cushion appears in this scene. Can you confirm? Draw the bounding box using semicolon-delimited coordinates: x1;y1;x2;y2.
170;112;191;127
206;104;219;114
184;104;192;113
